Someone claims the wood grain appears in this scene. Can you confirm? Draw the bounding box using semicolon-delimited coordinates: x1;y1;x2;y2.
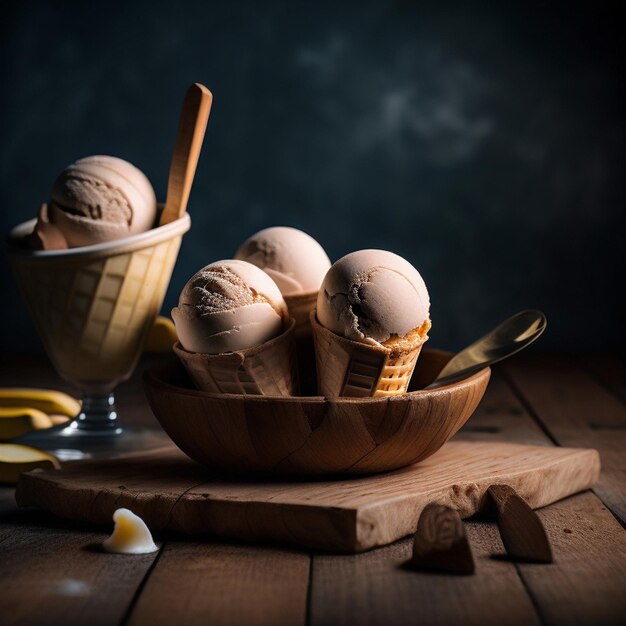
309;525;541;626
16;440;599;553
2;356;625;626
160;83;212;226
519;491;626;625
0;504;158;626
460;368;626;625
144;350;490;475
307;368;624;626
503;355;626;524
456;372;550;445
127;542;309;626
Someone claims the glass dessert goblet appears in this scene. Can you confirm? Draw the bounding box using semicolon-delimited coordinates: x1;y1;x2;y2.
8;212;190;455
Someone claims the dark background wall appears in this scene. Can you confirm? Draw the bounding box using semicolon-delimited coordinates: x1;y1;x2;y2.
1;1;624;354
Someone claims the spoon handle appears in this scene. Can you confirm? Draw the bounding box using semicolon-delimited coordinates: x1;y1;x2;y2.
160;83;213;226
426;309;547;389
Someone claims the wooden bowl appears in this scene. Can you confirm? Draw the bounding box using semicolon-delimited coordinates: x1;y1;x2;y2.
143;348;490;476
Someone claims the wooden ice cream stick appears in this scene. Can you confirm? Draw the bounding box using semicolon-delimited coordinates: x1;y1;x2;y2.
488;484;553;563
410;504;475;575
160;83;213;226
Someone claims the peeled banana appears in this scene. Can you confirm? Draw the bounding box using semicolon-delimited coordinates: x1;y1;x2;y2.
0;388;80;417
0;407;54;441
0;444;60;483
145;315;178;353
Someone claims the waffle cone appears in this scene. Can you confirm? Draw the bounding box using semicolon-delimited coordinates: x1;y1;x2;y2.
9;214;190;394
284;290;318;338
310;311;429;398
173;318;298;396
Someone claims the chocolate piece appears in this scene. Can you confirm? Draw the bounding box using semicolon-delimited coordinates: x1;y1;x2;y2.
410;504;475;575
488;484;553;563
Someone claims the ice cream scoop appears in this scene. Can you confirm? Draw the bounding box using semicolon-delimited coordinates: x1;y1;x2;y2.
41;155;157;248
317;249;431;350
29;203;68;250
234;226;331;296
172;259;288;354
313;250;431;398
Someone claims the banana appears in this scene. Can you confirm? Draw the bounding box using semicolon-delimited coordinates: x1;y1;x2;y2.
49;415;72;426
144;315;178;353
0;444;60;483
0;407;54;441
0;388;80;417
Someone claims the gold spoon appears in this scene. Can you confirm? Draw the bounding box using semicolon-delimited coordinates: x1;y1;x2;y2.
426;310;547;389
160;83;213;226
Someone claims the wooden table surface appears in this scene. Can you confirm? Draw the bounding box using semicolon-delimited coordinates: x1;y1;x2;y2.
1;353;625;626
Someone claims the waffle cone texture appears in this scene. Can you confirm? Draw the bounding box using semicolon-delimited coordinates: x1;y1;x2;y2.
284;290;318;338
9;214;190;393
174;318;298;396
310;310;430;398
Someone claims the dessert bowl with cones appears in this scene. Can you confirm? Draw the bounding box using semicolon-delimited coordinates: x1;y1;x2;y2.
153;245;489;477
143;344;490;477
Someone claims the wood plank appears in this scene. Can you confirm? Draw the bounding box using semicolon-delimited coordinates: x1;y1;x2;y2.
126;542;309;626
520;491;626;625
0;507;159;626
502;355;626;523
456;372;551;445
309;523;541;626
476;366;626;624
306;368;625;626
578;354;626;405
15;440;599;553
2;357;623;626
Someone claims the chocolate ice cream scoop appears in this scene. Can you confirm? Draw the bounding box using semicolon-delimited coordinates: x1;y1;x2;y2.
172;259;288;354
43;155;157;247
317;249;431;349
234;226;331;296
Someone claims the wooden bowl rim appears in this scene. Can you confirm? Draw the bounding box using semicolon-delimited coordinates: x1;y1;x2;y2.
144;348;490;404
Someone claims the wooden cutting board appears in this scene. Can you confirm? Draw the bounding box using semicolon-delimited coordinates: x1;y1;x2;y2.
16;441;600;553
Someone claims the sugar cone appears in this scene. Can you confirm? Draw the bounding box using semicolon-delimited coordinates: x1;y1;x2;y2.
174;318;298;396
284;290;318;338
310;310;429;398
9;214;190;394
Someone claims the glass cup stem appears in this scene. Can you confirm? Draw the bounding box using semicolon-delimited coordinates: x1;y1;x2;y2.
70;393;123;437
